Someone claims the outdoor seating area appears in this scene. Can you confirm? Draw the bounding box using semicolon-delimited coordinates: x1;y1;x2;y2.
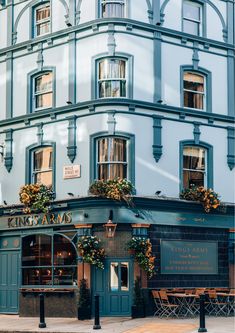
151;288;235;318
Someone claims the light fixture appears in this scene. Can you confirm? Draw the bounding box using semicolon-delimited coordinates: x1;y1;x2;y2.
103;210;117;238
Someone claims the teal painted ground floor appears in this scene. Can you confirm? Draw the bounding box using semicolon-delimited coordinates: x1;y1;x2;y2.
0;197;234;317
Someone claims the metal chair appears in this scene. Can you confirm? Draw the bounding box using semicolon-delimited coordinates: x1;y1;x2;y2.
206;290;228;316
158;290;179;318
151;290;164;317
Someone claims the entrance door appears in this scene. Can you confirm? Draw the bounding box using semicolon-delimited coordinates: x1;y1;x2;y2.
93;259;132;316
0;237;20;313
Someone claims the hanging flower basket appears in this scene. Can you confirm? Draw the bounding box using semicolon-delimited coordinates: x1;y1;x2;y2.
180;185;220;213
19;184;54;214
89;177;134;206
77;236;105;269
127;237;155;279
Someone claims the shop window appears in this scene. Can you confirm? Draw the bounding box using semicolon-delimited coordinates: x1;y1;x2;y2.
22;234;77;287
32;146;53;187
183;1;202;36
34;3;51;37
96;137;127;180
100;0;125;18
97;58;127;98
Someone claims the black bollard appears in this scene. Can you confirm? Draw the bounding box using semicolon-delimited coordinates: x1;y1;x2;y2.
198;294;207;332
39;293;46;328
93;294;101;330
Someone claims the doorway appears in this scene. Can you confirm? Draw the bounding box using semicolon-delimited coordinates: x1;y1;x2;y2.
92;258;133;316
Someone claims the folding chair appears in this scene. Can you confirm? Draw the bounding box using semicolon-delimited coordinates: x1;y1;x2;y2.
206;290;227;316
151;290;163;317
191;288;206;315
159;290;179;318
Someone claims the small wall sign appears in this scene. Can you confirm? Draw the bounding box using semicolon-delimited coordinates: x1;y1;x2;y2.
63;165;81;179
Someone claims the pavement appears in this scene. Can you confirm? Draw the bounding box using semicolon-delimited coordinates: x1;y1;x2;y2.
0;315;234;333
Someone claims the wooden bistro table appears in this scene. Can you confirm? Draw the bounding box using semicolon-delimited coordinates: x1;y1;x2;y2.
167;293;198;317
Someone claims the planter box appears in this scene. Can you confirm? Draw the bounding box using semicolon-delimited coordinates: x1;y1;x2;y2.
131;305;146;318
77;306;91;320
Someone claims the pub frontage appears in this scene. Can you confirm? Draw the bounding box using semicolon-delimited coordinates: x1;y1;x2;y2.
0;196;234;317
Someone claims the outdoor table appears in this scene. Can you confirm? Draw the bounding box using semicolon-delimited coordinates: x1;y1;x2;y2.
167;293;197;317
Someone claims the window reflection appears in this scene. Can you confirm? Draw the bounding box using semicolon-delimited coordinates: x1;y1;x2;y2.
121;262;129;291
110;262;119;291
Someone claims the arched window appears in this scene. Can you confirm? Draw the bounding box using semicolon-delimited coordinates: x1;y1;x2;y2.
183;72;205;110
26;142;56;190
180;141;213;190
32;146;53;187
34;72;53;110
97;58;127;98
100;0;125;18
97;137;127;180
34;2;51;37
22;234;77;286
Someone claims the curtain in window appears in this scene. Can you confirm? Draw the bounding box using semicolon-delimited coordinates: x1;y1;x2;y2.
102;1;124;18
184;72;204;109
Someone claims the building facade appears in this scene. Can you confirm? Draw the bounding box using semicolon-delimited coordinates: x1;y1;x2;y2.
0;0;234;317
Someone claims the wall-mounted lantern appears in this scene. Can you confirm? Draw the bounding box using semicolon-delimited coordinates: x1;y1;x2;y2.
103;210;117;238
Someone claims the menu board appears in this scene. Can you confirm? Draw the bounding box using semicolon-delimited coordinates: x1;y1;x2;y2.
161;240;218;274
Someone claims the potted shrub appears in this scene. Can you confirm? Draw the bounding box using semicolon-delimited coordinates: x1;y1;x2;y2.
77;236;105;269
77;279;91;320
131;276;145;318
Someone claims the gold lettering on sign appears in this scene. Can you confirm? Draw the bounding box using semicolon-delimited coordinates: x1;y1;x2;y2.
7;212;73;228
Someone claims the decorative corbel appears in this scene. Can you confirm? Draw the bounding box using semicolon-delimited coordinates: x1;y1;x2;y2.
67;116;77;163
193;122;201;145
227;127;235;170
4;129;13;173
152;116;163;162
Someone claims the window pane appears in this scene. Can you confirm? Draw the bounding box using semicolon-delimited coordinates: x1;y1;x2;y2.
98;164;109;180
22;268;52;286
184;91;204;109
102;2;124;18
184;73;204;91
110;262;119;291
99;59;126;80
36;92;52;109
34;147;52;171
183;3;200;20
183;20;199;35
54;267;77;286
34;171;52;187
98;138;109;162
54;235;77;266
36;6;50;21
109;163;127;179
35;73;52;93
183;147;205;170
183;170;204;188
110;138;126;162
121;262;129;291
37;22;50;36
22;235;52;267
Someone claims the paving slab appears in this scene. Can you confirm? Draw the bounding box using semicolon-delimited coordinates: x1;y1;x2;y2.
0;315;234;333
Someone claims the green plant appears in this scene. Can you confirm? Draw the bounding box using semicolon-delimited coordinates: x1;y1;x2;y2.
180;185;220;213
133;276;144;306
19;183;54;213
78;279;91;309
127;237;155;278
89;178;134;205
77;236;105;269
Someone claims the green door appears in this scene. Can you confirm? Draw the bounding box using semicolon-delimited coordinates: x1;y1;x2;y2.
0;237;20;313
93;259;132;316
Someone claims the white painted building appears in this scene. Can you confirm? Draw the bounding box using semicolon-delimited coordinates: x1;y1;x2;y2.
0;0;234;317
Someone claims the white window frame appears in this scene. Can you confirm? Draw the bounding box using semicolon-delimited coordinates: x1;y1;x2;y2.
96;137;128;180
183;1;202;36
183;72;206;111
183;146;207;188
97;58;128;99
33;72;53;111
32;146;53;186
100;0;126;18
34;3;51;38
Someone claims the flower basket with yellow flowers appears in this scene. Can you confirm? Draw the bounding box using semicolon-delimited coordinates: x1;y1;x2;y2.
77;236;105;269
180;185;220;213
89;178;134;206
127;237;155;279
19;184;54;214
